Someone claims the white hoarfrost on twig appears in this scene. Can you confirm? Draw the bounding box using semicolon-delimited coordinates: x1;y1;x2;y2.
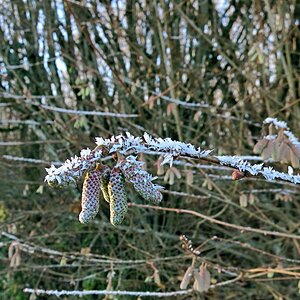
44;148;102;187
23;288;192;297
263;117;288;129
217;156;300;184
44;131;300;187
96;132;213;166
263;117;300;148
44;132;211;187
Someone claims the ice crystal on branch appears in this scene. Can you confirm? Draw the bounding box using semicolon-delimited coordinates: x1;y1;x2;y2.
254;118;300;167
117;156;164;203
45;149;102;187
263;118;288;129
263;117;300;148
45;131;300;199
95;132;213;166
217;156;300;184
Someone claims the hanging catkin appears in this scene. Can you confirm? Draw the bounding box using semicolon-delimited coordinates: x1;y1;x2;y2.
108;166;128;226
79;168;102;223
118;156;163;203
98;164;111;203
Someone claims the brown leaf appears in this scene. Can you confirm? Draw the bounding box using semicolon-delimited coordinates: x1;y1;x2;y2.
170;167;181;179
261;140;274;160
155;156;165;176
253;139;268;154
289;144;300;168
80;247;91;255
167;103;175;116
168;170;175;185
249;193;255;205
271;139;281;161
8;242;21;268
154;270;165;289
239;193;248;207
180;266;194;289
163;169;171;183
193;264;211;292
279;142;291;164
290;148;300;168
186;170;194;185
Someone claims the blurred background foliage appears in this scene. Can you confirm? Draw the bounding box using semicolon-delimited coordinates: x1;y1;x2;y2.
1;0;300;299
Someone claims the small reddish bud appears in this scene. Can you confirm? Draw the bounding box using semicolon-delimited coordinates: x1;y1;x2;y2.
232;170;245;181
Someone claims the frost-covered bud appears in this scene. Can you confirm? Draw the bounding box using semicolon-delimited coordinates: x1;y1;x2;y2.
117;156;163;203
98;165;111;203
108;167;128;226
79;169;102;224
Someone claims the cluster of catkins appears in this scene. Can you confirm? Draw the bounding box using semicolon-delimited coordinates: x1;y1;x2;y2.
79;156;163;226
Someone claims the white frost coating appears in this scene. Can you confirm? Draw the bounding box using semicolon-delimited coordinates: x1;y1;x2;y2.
283;130;300;148
116;155;164;193
217;156;300;184
23;288;192;297
44;149;102;186
265;135;277;141
96;132;213;166
263;118;288;129
263;118;300;149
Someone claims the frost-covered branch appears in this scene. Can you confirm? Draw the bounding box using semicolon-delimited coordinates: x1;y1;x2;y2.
217;156;300;184
45;149;102;186
23;288;192;297
263;117;300;149
39;104;139;118
45;132;212;187
45;132;300;187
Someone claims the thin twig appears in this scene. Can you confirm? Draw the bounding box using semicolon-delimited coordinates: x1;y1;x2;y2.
23;288;193;297
129;203;300;240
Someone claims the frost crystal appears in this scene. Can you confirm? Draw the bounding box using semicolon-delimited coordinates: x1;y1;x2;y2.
263;118;288;129
45;149;102;187
117;156;164;203
262;118;300;150
44;132;300;187
217;156;300;184
95;132;212;166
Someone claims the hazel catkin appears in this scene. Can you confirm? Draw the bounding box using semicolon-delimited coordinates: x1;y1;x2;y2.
108;166;128;226
79;168;102;224
118;156;163;203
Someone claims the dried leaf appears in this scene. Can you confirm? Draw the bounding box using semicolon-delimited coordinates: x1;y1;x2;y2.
154;270;165;289
171;167;181;179
279;142;291;164
8;242;21;268
186;170;193;185
253;139;268;154
289;145;300;168
271;140;281;161
168;170;175;185
163;169;171;183
199;264;211;292
239;193;248;207
80;247;91;255
193;264;211;292
249;193;255;205
60;256;67;266
261;140;274;160
193;110;202;122
156;156;165;176
167;103;175;116
180;266;194;289
207;178;213;191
